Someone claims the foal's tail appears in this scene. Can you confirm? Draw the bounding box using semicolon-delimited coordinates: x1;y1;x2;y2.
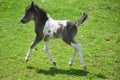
74;13;88;27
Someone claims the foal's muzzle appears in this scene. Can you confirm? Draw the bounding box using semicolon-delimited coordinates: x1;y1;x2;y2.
20;19;26;23
20;17;30;24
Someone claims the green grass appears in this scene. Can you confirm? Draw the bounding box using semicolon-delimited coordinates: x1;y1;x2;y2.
0;0;120;80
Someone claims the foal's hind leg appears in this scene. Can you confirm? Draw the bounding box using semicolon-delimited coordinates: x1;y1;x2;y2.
25;36;42;62
71;42;86;70
62;39;86;69
69;48;77;66
44;40;56;66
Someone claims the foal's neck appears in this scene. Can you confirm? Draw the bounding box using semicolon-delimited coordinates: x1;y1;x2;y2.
33;10;48;28
34;15;47;27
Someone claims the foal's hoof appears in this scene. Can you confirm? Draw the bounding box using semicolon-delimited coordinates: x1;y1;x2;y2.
52;62;56;66
83;66;87;70
69;64;73;66
25;59;29;63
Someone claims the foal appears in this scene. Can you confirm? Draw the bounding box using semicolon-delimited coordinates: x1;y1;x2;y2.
21;2;88;70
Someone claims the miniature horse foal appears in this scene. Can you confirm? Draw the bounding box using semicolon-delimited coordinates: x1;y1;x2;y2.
21;2;88;70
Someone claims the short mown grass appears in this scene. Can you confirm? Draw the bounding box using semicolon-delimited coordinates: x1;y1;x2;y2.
0;0;120;80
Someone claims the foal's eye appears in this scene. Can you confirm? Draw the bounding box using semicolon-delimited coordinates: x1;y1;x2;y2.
26;11;32;15
28;11;32;14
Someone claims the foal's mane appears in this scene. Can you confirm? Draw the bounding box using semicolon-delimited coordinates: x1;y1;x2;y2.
33;4;48;24
34;5;47;15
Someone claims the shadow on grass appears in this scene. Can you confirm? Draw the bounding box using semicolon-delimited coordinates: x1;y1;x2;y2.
35;67;89;76
88;73;109;80
27;66;108;79
96;73;108;79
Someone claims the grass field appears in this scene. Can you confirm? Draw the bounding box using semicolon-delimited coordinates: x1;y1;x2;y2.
0;0;120;80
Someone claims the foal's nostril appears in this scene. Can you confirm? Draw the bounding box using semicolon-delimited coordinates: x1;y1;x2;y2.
21;19;25;23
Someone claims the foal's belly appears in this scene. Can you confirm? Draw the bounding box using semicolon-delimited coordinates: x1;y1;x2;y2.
44;28;62;39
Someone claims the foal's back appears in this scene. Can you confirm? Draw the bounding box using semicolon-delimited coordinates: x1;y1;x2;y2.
43;17;71;38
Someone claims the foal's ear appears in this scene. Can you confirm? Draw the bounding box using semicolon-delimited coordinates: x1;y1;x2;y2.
31;1;34;7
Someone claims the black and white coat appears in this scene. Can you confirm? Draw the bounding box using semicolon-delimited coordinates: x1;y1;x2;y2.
21;2;88;70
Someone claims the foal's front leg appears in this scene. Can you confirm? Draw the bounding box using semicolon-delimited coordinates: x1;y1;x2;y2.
44;40;56;66
25;36;42;62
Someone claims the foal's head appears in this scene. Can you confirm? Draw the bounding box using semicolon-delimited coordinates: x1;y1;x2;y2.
21;2;47;24
21;2;35;23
